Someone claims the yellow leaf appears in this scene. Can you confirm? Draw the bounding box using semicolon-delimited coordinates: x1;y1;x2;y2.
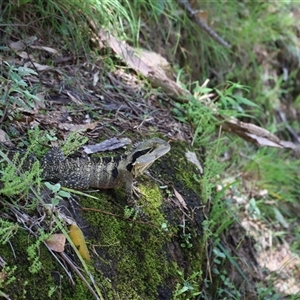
69;224;91;261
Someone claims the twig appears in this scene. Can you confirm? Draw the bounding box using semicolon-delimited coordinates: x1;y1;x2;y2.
177;0;232;48
276;109;300;143
59;252;101;300
0;81;11;125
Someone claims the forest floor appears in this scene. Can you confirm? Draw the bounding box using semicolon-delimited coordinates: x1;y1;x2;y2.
1;1;300;300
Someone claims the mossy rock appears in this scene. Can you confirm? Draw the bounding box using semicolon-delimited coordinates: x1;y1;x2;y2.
1;141;205;300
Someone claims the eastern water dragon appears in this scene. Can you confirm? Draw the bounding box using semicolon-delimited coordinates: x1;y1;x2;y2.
2;137;171;200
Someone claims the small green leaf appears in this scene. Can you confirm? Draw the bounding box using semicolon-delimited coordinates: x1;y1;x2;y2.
51;197;61;206
23;90;41;101
189;272;200;279
58;190;71;198
44;182;61;193
234;95;259;107
176;285;189;295
213;247;226;258
17;66;38;76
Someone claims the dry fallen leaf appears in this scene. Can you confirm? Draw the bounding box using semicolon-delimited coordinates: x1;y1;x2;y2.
58;121;98;132
94;29;187;100
173;187;188;210
24;61;52;71
0;129;9;143
219;115;297;149
83;137;132;154
29;45;58;54
16;51;35;60
45;233;66;252
9;40;26;52
65;91;82;105
0;271;6;281
93;70;100;86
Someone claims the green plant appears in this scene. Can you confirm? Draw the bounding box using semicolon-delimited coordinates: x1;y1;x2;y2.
161;222;168;232
211;245;244;299
0;62;41;121
0;150;42;199
61;131;89;156
27;229;50;274
27;127;58;153
178;224;193;249
2;0;139;53
173;270;201;300
44;182;71;206
123;205;138;220
0;264;17;290
216;270;242;300
47;285;57;297
0;220;19;245
214;81;259;114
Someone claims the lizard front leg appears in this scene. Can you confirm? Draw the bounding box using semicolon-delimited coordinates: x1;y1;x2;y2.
122;171;134;202
120;170;142;209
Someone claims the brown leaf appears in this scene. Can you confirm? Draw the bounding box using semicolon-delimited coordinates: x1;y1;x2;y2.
9;40;26;52
220;116;297;149
0;129;9;143
29;45;58;54
45;233;66;252
58;122;98;132
65;91;82;105
0;271;6;281
83;137;131;154
173;188;188;210
24;61;52;71
97;30;187;99
196;10;208;24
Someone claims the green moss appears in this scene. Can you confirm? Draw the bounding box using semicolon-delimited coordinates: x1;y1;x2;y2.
139;183;166;225
81;190;172;299
2;231;66;299
1;228;107;300
76;140;206;299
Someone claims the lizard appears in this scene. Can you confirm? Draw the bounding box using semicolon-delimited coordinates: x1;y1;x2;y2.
3;137;171;200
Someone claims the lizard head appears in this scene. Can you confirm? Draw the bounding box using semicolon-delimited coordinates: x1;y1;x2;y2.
127;138;170;177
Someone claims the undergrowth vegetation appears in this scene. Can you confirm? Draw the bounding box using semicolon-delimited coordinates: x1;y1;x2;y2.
1;0;300;299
